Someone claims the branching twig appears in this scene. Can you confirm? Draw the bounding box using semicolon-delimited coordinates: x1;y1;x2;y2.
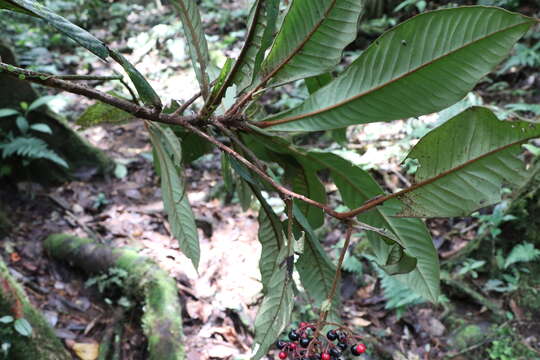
172;90;202;116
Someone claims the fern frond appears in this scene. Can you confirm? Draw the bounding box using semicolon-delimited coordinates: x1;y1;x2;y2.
504;243;540;269
0;136;68;168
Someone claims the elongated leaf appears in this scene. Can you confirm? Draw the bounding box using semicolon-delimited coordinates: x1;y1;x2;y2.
148;123;200;269
252;187;283;292
252;245;294;360
282;157;326;229
0;0;108;59
259;0;363;86
261;7;536;131
294;208;341;323
305;150;439;301
0;109;19;118
28;95;56;112
171;0;211;99
231;0;279;92
245;131;439;300
109;50;162;109
398;106;540;217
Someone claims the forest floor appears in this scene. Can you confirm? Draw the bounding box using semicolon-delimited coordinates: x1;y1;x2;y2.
1;1;540;359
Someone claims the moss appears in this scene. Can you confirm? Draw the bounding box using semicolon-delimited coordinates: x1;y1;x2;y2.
450;324;486;350
0;258;71;359
45;234;185;359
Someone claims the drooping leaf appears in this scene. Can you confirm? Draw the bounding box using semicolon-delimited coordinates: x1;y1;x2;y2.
304;150;439;302
294;207;341;323
259;0;364;86
76;101;132;128
148;123;200;269
282;156;326;229
171;0;211;99
251;245;294;360
231;0;279;92
0;0;108;59
252;187;283;292
260;7;536;131
398;107;540;217
109;50;162;109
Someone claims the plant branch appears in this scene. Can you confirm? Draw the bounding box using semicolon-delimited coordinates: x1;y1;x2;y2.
172;90;202;116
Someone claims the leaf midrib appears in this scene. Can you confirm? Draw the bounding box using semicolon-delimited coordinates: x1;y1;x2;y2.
260;20;532;128
259;0;339;86
175;0;209;97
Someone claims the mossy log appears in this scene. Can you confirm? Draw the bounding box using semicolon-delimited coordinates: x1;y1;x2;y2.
0;41;113;184
0;257;71;360
44;234;185;360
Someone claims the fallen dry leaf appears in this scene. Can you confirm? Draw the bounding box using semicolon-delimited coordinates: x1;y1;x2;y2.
65;340;99;360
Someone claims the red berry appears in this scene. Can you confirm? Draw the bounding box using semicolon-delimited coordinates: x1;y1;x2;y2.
278;351;288;359
289;342;297;350
321;353;331;360
351;343;367;356
299;322;308;328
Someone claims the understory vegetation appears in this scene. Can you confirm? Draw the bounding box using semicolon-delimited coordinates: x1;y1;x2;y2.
0;0;539;359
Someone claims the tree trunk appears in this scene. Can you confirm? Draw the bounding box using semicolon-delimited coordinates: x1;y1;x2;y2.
0;41;113;184
44;234;185;360
0;257;71;360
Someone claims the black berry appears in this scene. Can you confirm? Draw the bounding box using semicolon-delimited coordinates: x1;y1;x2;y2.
326;330;338;341
300;337;311;347
337;332;347;343
276;340;287;349
288;330;300;341
337;342;347;351
329;347;341;357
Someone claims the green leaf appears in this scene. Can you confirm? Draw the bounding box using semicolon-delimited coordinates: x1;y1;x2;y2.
0;316;13;324
261;7;535;131
294;207;341;323
16;115;28;133
0;0;108;59
203;57;233;113
171;0;211;99
13;318;32;337
76;101;132;128
304;73;333;94
283;157;326;229
0;108;19;118
27;95;56;112
307;151;439;302
398;107;540;217
252;187;284;292
148;123;200;269
252;245;294;360
109;50;162;109
504;243;540;269
237;178;252;211
221;153;233;192
259;0;364;86
29;123;52;134
231;0;279;92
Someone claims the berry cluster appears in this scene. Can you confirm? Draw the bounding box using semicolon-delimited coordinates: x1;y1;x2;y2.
275;322;366;359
